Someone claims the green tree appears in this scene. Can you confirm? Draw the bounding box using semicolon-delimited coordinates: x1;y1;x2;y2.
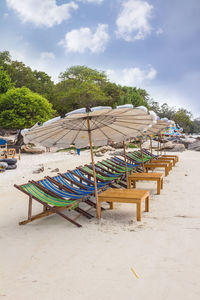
0;68;13;94
59;65;107;84
192;118;200;133
148;100;160;115
159;103;176;120
120;87;149;108
173;109;193;133
54;66;113;115
0;51;54;101
0;87;55;129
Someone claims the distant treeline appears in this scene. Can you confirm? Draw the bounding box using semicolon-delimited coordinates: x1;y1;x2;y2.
0;50;199;133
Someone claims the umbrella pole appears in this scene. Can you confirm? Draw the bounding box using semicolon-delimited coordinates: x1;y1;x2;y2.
87;118;100;219
150;136;153;155
139;140;145;171
123;141;128;188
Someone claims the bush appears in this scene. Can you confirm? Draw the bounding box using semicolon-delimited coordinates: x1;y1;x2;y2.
0;87;55;129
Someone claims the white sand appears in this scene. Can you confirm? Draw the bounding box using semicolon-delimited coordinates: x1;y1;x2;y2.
0;150;200;300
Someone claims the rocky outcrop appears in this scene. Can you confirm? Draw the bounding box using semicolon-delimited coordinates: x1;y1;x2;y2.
179;137;196;149
188;140;200;151
95;145;115;156
21;144;45;154
168;144;185;152
111;142;124;149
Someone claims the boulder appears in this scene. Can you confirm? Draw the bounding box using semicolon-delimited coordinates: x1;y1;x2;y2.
96;145;115;153
164;141;175;149
111;142;124;149
169;144;185;152
95;152;104;157
21;144;45;154
51;168;60;172
188;140;200;151
179;137;197;148
110;150;124;156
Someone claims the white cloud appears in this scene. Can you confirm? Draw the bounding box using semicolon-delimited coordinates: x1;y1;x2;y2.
116;0;153;41
156;28;164;36
40;52;55;60
76;0;103;4
6;0;78;27
60;24;109;53
106;66;157;87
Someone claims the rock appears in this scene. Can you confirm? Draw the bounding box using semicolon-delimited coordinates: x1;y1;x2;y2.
95;145;115;157
179;137;197;148
33;165;44;174
95;152;104;157
21;144;45;154
111;142;124;149
164;141;175;149
188;140;200;151
69;150;76;155
95;145;115;154
51;168;59;172
169;144;185;152
110;150;124;156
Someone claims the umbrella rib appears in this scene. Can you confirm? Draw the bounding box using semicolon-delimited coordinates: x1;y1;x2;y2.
53;118;87;145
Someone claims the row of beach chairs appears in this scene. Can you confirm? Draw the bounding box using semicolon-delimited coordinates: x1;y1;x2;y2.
15;150;178;227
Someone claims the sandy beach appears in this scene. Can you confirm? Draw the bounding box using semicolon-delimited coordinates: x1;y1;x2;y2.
0;150;200;300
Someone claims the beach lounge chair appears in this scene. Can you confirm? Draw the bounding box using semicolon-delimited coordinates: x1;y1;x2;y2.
14;181;95;227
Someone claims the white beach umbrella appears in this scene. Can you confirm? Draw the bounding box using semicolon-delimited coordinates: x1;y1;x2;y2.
22;104;156;218
143;118;175;154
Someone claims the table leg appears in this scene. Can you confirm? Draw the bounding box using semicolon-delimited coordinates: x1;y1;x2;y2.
137;202;142;221
110;202;114;209
157;179;161;194
133;180;136;188
165;166;168;176
145;196;149;212
161;178;163;189
128;180;131;189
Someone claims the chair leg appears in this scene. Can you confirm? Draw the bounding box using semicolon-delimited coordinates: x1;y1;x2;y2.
28;196;32;220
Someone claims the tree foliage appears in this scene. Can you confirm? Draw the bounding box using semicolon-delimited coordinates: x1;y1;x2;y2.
0;87;54;129
54;66;113;115
0;68;13;94
0;51;54;101
0;51;199;133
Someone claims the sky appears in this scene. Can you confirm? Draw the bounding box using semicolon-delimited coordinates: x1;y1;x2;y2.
0;0;200;117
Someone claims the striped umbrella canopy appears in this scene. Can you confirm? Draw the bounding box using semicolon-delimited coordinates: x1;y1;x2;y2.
22;104;156;218
161;125;183;137
143;118;175;137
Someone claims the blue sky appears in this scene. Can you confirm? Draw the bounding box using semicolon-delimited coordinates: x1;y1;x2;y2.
0;0;200;117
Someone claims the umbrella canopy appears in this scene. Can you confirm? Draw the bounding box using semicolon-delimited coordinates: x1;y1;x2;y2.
23;105;156;148
22;104;156;218
161;125;183;137
142;116;175;137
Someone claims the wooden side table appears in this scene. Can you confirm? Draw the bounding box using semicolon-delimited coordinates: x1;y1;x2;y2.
98;188;149;221
162;155;179;163
128;173;163;194
150;159;172;171
144;163;169;176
